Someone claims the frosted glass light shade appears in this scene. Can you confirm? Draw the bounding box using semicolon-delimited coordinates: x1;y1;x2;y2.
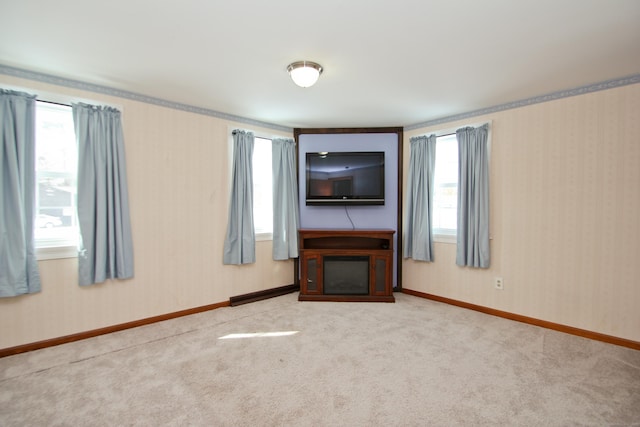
287;61;323;88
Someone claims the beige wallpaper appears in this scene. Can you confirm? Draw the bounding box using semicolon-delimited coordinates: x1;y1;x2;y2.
0;75;294;349
403;83;640;342
1;74;638;349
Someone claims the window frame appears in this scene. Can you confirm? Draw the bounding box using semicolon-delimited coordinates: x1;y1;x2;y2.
429;121;491;244
34;100;79;260
432;132;459;243
10;87;124;261
252;136;273;241
227;128;293;242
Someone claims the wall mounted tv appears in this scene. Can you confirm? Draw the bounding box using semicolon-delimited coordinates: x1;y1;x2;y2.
305;151;385;205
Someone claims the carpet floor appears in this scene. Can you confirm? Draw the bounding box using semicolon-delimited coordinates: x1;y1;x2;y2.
1;292;639;426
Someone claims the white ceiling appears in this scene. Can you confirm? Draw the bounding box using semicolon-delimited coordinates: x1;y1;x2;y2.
1;0;639;129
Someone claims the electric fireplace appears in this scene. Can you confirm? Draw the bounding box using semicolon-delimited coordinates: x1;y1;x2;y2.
298;229;395;302
323;256;369;295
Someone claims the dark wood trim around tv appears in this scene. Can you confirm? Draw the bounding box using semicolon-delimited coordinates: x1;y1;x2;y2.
401;288;640;351
294;127;404;135
293;126;404;290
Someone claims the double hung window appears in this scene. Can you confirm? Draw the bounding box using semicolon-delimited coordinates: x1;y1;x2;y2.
432;133;458;241
252;136;273;239
34;101;78;257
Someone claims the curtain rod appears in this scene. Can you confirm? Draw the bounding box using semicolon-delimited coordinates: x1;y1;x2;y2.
416;132;456;138
37;99;71;107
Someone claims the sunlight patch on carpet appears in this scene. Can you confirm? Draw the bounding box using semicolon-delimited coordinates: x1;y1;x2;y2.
218;331;299;339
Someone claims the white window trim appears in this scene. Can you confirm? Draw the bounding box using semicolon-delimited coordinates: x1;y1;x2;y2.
431;130;458;242
433;233;457;244
34;99;78;260
256;232;273;242
36;245;78;261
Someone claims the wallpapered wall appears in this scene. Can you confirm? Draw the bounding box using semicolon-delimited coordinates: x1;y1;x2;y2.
0;74;294;349
403;83;640;342
1;72;638;349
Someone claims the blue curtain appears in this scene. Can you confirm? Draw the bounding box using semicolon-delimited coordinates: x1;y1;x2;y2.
73;103;134;286
403;134;437;261
456;124;490;268
0;89;41;297
223;130;255;264
272;138;299;260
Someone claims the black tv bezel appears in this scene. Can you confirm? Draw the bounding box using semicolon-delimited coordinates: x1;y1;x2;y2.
305;151;385;206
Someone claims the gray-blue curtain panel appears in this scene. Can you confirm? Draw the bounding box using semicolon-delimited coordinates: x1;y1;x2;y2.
223;130;256;264
73;103;134;286
403;134;436;262
456;124;490;268
272;138;299;260
0;89;42;297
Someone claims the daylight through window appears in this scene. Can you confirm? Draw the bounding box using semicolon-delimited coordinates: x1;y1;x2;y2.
432;134;458;238
253;136;273;237
34;101;79;250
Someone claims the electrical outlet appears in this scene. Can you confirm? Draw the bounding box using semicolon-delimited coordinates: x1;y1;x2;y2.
494;277;504;290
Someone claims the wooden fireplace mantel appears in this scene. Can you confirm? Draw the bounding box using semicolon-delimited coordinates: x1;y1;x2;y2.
298;229;395;302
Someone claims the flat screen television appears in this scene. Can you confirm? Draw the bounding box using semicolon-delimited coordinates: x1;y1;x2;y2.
305;151;385;205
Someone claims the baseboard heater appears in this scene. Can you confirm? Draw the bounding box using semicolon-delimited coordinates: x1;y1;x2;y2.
1;284;300;357
229;283;299;306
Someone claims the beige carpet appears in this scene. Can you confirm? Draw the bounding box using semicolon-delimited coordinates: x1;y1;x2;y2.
1;292;639;426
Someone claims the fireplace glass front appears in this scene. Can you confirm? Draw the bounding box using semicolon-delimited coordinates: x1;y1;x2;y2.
323;255;369;295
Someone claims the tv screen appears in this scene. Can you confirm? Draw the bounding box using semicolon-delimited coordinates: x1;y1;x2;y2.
305;151;385;205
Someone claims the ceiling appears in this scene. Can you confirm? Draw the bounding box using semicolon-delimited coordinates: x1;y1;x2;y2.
1;0;639;129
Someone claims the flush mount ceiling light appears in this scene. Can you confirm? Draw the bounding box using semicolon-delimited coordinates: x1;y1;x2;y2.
287;61;323;88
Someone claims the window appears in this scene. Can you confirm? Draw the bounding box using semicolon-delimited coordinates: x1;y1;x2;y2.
34;101;79;257
432;134;458;240
253;136;273;238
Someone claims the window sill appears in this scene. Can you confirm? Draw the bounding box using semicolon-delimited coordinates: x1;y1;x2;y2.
256;232;273;242
433;234;456;244
36;245;78;261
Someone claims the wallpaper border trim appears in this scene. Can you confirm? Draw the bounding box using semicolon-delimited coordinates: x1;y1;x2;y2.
2;63;638;132
405;74;640;130
0;63;292;133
